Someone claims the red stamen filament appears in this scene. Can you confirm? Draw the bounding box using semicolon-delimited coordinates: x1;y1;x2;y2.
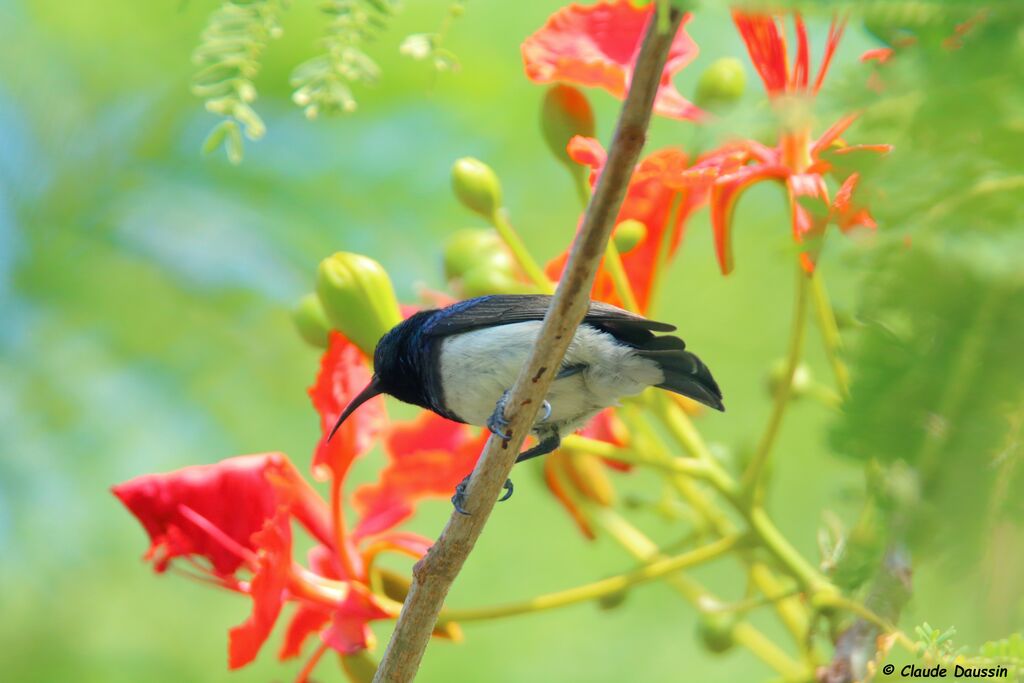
294;641;330;683
176;504;260;571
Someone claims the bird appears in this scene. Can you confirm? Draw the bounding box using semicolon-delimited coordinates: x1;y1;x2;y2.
329;294;724;513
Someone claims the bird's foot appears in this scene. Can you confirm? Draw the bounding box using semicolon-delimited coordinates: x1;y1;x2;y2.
487;392;553;438
451;474;515;515
487;391;512;441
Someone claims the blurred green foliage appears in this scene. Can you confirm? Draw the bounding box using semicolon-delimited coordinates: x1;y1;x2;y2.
1;0;1022;681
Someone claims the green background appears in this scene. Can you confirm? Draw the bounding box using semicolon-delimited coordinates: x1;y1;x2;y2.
1;1;1021;681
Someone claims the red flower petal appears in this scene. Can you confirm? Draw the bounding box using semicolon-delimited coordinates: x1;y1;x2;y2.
309;332;386;482
860;47;895;64
321;588;391;655
543;455;595;540
523;1;703;121
832;172;878;234
278;545;337;661
580;408;627;448
350;412;488;539
810;113;860;159
279;603;332;661
228;512;292;669
733;10;845;97
732;11;788;96
710;163;790;274
112;453;319;576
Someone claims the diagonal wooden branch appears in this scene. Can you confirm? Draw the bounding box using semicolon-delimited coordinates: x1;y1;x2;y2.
371;8;685;682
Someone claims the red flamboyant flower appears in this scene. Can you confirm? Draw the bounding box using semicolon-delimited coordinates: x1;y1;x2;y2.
546;135;745;312
522;0;703;121
114;332;483;678
704;11;892;274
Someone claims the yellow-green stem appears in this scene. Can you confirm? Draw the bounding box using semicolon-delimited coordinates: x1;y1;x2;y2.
809;271;849;397
651;392;716;463
644;191;684;316
490;208;555;293
560;434;711;477
741;269;810;498
440;535;741;622
604;239;642;312
636;394;817;640
747;507;832;595
572;168;591;208
593;507;809;681
569;166;641;312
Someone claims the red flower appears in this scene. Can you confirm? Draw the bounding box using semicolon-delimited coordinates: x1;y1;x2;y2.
114;327;487;676
522;1;703;121
111;452;331;576
546;136;744;311
112;453;339;668
700;11;892;274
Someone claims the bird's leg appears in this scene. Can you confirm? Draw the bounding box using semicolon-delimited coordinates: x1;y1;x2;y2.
515;429;561;463
451;428;560;515
486;390;512;441
487;390;554;435
451;473;514;516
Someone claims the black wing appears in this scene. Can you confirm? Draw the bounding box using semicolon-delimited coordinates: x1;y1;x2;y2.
421;294;676;344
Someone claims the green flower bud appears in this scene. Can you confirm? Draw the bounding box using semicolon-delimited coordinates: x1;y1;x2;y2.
339;652;377;683
694;57;746;112
443;229;515;280
697;611;737;654
541;85;596;168
766;360;813;400
613;219;648;254
597;589;628;611
459;265;533;298
451;157;502;218
291;293;331;349
315;252;402;357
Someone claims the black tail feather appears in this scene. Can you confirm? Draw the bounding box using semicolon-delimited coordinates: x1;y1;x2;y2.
637;340;724;412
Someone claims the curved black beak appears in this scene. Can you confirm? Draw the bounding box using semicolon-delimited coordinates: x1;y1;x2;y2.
328;376;383;441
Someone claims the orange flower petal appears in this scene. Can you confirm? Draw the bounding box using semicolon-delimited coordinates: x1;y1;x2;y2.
710;163;790;274
787;173;831;273
350;412;487;539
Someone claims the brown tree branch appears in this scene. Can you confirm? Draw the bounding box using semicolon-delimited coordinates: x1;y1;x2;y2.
818;544;913;683
371;8;685;682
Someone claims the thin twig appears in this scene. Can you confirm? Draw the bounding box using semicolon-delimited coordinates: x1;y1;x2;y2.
439;535;741;623
371;9;685;682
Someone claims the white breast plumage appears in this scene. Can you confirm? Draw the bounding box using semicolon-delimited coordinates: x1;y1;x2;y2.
437;322;664;434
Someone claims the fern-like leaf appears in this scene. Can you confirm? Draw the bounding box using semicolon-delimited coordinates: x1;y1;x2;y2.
290;0;398;119
192;0;288;163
